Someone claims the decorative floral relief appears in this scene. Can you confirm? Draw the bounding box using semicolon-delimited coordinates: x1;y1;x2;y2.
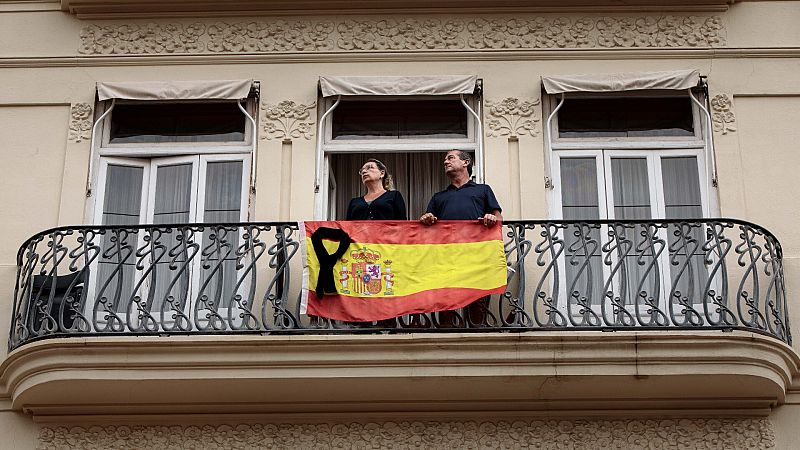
37;418;774;449
485;97;541;137
78;15;726;55
711;94;737;135
67;103;93;143
261;100;316;140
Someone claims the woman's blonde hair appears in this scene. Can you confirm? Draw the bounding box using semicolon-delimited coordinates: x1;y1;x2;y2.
366;158;394;190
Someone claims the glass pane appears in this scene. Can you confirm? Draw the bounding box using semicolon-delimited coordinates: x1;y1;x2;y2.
109;102;246;144
611;158;651;220
559;158;603;306
662;156;706;306
203;161;243;223
99;164;144;312
558;97;694;138
153;163;193;224
201;161;244;310
332;100;468;140
662;157;703;219
560;158;600;221
102;165;143;224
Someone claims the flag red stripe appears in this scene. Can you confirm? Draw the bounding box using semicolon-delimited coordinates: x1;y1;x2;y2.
306;286;507;322
304;221;502;245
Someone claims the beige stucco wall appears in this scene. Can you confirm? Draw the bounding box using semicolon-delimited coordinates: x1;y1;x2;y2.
0;1;799;447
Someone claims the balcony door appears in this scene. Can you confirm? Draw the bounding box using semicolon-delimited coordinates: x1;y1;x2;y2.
552;149;709;323
91;155;249;328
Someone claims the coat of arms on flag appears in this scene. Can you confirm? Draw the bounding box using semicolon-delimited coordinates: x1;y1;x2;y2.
300;221;507;322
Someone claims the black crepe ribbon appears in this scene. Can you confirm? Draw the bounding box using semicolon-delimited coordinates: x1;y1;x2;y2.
310;227;353;297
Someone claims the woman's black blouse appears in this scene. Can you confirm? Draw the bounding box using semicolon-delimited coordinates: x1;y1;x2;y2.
346;190;407;220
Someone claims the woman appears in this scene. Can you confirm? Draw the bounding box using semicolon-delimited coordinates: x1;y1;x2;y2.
345;158;406;329
346;158;407;221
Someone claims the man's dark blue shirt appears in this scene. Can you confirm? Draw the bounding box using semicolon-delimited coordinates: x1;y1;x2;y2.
425;180;502;220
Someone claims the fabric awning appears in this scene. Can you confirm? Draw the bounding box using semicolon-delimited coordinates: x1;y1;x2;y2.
319;75;478;97
97;79;255;101
542;70;700;94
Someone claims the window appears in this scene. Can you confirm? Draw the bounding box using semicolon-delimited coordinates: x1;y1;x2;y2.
321;96;480;220
546;91;713;315
89;98;254;321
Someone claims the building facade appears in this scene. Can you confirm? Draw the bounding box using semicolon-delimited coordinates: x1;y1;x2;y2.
1;0;799;448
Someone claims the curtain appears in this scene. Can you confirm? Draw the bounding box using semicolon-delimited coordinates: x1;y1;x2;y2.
559;158;604;305
99;164;144;313
610;157;658;306
201;161;244;311
330;152;449;220
661;156;706;303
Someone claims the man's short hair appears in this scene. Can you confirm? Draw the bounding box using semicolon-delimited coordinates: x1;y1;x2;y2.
452;149;473;176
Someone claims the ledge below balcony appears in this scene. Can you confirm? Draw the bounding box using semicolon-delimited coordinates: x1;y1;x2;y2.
1;330;798;418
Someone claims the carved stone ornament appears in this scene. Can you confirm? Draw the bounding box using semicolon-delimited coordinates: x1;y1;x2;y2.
261;100;316;140
710;93;737;135
78;15;725;55
67;103;93;143
485;97;541;137
37;417;774;449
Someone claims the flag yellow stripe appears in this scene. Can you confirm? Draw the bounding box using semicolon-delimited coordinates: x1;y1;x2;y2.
308;240;506;297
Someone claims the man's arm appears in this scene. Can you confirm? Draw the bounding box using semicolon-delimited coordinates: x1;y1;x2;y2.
480;185;503;227
420;195;438;226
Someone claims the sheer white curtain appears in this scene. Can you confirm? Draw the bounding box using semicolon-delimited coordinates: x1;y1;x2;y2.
201;161;244;310
559;158;604;305
609;157;658;305
151;163;194;313
99;164;144;311
661;156;705;303
330;152;449;220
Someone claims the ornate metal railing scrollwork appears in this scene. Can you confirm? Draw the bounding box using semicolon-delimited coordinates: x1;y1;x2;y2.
8;218;791;350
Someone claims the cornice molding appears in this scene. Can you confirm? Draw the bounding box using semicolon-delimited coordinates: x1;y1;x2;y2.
4;47;800;69
60;0;736;19
36;418;775;449
76;15;726;56
2;331;798;417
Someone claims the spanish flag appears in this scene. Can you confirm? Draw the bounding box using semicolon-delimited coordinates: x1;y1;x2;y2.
300;221;507;321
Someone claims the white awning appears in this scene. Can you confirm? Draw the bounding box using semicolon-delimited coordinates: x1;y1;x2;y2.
319;75;478;97
97;79;255;101
542;70;700;94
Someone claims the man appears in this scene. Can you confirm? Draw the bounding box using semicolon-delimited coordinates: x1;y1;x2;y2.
419;149;502;327
420;149;502;227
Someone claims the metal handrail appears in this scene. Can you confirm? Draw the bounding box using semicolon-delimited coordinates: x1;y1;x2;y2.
9;218;790;350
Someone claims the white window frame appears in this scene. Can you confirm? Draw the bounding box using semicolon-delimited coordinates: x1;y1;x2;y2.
85;94;256;330
316;94;482;219
544;91;717;218
545;91;715;323
89;154;251;328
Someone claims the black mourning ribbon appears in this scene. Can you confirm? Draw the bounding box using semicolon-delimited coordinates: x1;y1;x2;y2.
310;227;353;297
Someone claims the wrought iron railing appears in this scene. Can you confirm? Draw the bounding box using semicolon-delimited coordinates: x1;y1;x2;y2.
9;219;790;350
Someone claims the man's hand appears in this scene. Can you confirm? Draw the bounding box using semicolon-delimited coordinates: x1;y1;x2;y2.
419;213;437;226
479;213;498;227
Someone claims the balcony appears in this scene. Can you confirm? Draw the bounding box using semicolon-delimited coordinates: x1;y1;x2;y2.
3;219;796;417
10;218;791;346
